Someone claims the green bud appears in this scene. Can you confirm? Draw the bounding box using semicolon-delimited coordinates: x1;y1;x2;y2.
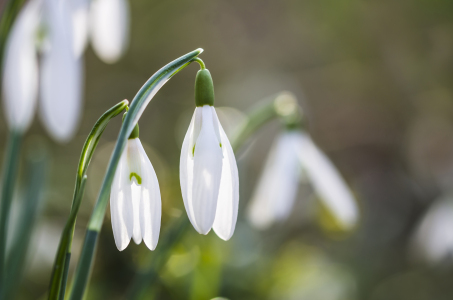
195;69;215;107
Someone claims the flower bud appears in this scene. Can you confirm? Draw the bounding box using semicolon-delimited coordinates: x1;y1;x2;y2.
195;69;214;107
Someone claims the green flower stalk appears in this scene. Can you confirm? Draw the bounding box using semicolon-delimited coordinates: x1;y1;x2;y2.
48;100;129;300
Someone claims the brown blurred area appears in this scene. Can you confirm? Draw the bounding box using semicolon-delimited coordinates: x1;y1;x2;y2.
3;0;453;299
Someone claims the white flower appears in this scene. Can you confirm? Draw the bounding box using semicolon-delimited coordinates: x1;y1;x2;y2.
39;0;83;142
2;0;41;132
180;105;239;241
248;131;358;230
412;195;453;265
90;0;129;64
110;137;161;251
2;0;83;142
247;131;301;229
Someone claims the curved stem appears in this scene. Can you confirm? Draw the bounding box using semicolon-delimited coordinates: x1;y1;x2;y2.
48;100;128;300
69;48;203;300
190;57;206;70
231;91;302;151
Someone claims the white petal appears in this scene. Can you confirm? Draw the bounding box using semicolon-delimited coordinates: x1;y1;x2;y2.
69;0;89;57
110;147;133;251
90;0;129;64
126;139;144;244
294;132;358;230
413;196;453;264
1;0;40;132
180;109;200;232
191;105;223;234
189;107;202;157
40;0;83;142
211;108;239;240
135;140;161;250
247;132;300;230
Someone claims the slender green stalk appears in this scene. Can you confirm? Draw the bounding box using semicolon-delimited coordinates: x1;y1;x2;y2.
48;100;128;300
69;48;204;300
125;91;302;298
3;141;48;299
0;130;22;296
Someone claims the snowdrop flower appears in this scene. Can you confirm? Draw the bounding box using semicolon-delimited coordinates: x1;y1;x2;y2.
248;130;358;231
110;122;161;251
90;0;129;64
180;69;239;241
2;0;83;142
412;195;453;265
39;0;83;142
2;0;41;132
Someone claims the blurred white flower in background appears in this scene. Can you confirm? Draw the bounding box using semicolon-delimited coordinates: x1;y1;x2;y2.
2;0;41;133
2;0;130;141
90;0;130;64
247;130;358;231
2;0;83;142
411;195;453;265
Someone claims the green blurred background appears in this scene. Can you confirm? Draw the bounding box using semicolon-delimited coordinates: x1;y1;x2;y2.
3;0;453;299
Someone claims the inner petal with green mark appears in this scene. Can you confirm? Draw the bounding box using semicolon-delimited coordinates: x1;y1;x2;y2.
129;172;142;185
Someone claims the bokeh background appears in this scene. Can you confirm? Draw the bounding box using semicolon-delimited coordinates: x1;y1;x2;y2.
3;0;453;299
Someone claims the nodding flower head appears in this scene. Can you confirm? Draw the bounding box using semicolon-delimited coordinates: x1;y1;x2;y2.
110;122;161;251
179;68;239;241
248;130;358;231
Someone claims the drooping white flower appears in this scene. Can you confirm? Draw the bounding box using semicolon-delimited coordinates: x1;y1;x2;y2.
412;195;453;265
2;0;84;142
247;131;301;229
180;105;239;240
90;0;129;64
1;0;41;132
248;130;358;230
39;0;83;142
294;131;358;230
110;137;161;251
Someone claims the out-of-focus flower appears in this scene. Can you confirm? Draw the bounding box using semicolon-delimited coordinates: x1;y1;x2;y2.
411;195;453;265
39;0;83;142
2;0;41;132
69;0;90;58
90;0;129;64
110;129;161;251
248;130;358;231
180;105;239;240
2;0;83;142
